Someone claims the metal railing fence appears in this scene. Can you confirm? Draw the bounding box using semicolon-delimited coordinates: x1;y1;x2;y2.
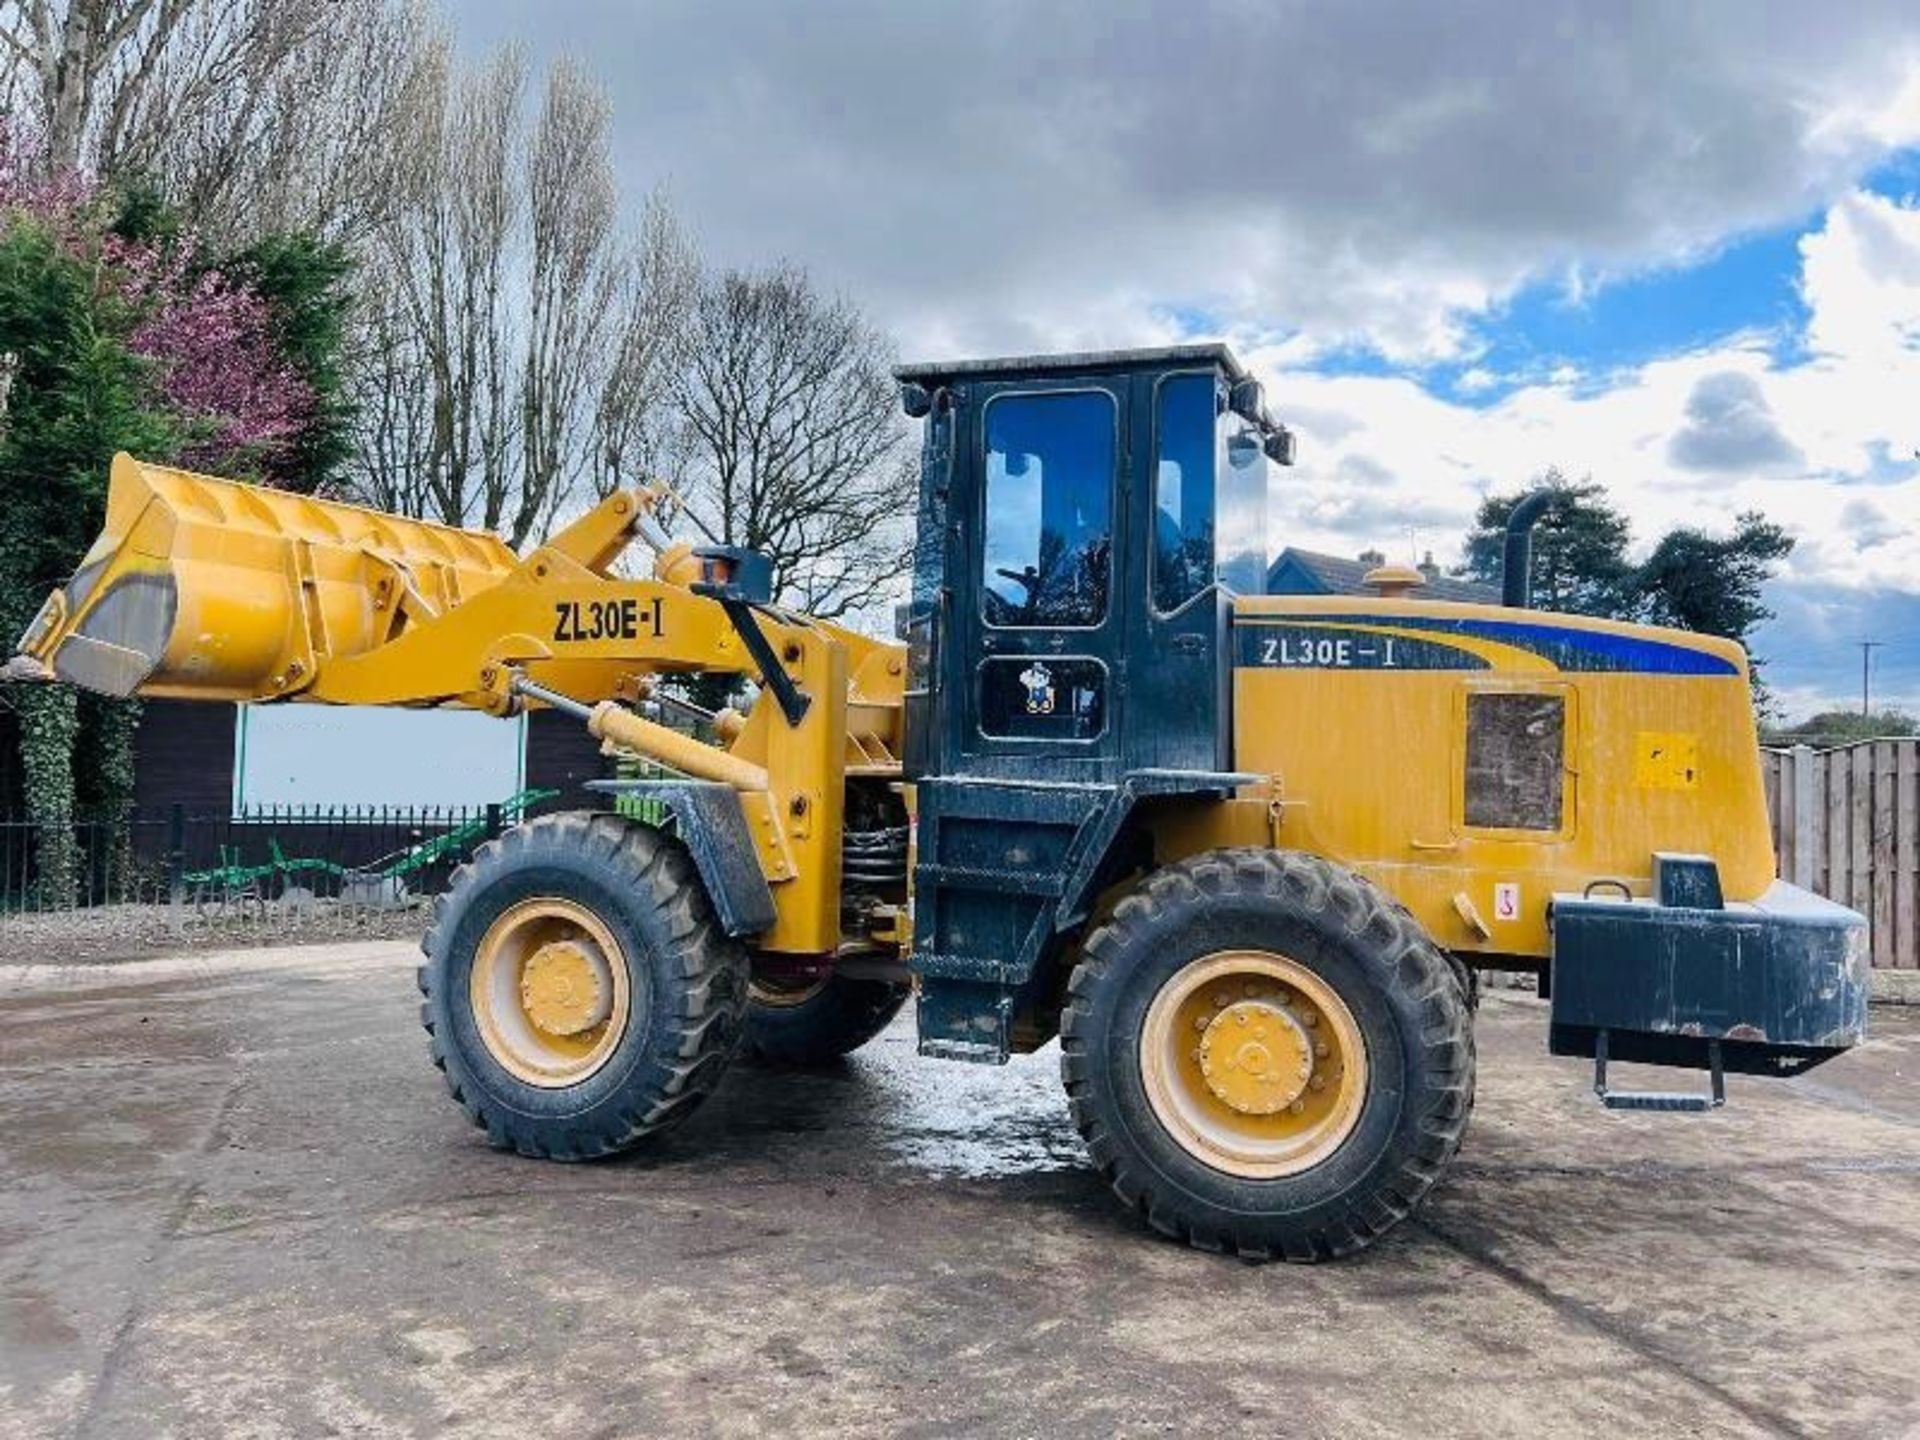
0;796;553;920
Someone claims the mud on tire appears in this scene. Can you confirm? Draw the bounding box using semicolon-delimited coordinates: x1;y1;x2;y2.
418;812;748;1160
1061;848;1474;1261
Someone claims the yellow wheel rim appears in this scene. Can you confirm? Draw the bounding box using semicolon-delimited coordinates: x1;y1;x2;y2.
1140;950;1369;1179
470;898;632;1088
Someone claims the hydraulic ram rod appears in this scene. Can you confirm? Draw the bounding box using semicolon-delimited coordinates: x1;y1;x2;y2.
511;676;770;792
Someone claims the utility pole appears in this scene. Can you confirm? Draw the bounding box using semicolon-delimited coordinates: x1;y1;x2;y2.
1858;640;1884;717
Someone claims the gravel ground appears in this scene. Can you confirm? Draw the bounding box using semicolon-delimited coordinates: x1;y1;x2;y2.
0;939;1916;1438
0;901;428;965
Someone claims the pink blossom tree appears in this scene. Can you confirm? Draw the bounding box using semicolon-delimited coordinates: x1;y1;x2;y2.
2;119;317;479
119;241;312;474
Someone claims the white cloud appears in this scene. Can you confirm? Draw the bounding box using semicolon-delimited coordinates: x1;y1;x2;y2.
455;2;1920;364
1252;189;1920;601
1801;189;1920;365
1809;59;1920;155
1667;371;1802;474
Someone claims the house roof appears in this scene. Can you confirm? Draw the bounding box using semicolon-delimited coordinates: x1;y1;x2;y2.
1267;548;1501;605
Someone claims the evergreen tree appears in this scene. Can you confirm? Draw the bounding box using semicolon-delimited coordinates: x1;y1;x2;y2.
234;234;356;493
1459;469;1636;617
0;143;355;901
0;217;172;899
1634;511;1793;645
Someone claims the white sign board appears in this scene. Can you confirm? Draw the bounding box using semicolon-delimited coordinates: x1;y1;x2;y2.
235;705;526;813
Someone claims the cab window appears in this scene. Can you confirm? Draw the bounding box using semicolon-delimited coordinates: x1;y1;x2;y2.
1215;423;1268;597
1151;373;1216;612
981;391;1114;628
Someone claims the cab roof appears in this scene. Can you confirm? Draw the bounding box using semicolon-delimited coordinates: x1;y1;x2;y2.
894;342;1250;385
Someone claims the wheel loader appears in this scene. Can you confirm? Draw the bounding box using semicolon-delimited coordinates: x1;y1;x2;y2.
14;343;1869;1260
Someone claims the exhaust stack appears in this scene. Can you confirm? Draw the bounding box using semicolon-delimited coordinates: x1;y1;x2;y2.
1501;489;1555;609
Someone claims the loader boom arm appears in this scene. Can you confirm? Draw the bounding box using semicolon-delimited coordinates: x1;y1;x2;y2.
16;454;908;957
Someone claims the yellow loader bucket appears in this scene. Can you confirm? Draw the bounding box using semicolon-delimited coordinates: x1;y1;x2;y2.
14;454;518;702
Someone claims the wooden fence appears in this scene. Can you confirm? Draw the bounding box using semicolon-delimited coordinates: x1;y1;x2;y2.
1762;740;1919;969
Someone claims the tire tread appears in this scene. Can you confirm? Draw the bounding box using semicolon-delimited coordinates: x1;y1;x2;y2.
417;812;747;1161
1060;847;1474;1261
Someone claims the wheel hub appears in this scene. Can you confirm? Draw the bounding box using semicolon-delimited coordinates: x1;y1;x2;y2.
1198;999;1313;1114
520;939;613;1037
1139;950;1369;1180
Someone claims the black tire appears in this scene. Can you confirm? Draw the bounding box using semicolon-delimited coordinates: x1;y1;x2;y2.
418;812;747;1160
745;972;910;1067
1061;848;1474;1260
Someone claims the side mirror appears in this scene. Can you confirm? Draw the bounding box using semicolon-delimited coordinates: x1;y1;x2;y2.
1229;377;1265;423
1226;431;1263;469
900;382;933;418
1264;429;1296;467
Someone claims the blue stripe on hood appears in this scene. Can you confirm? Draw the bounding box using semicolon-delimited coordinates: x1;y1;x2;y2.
1300;615;1741;676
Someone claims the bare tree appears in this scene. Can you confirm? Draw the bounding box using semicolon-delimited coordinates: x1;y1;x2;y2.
0;0;418;243
663;263;911;621
587;197;698;501
364;37;517;535
350;38;692;547
343;269;436;517
0;0;175;173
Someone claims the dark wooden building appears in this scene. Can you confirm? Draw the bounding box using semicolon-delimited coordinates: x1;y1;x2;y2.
2;696;618;822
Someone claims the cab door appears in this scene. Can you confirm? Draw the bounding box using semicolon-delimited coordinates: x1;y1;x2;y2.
954;378;1126;784
1126;368;1233;773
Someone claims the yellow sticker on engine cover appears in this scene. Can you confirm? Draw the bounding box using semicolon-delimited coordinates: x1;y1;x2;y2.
1635;731;1700;790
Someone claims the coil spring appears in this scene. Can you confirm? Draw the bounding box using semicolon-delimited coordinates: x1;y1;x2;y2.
843;824;909;886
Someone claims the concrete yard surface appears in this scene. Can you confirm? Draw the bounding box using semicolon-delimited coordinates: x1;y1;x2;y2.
1;940;1916;1438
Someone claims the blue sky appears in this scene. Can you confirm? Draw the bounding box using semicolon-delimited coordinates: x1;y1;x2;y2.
1324;144;1920;396
1284;221;1812;401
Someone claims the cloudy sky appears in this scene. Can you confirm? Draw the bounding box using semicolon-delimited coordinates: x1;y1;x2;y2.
457;1;1920;718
